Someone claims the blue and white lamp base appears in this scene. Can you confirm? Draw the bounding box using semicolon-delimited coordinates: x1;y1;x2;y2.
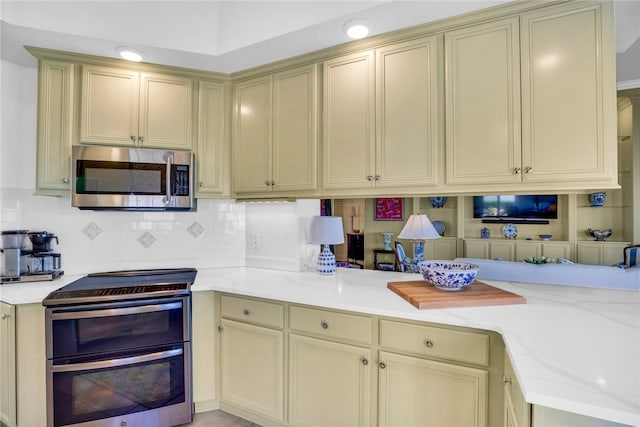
412;240;425;262
317;244;337;275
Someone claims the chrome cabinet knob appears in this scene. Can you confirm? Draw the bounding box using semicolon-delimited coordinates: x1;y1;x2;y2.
130;135;137;143
199;182;204;188
374;175;380;181
217;326;223;332
425;339;434;348
271;180;275;186
138;136;144;144
1;314;10;320
366;175;374;181
525;166;533;174
243;309;250;316
320;321;329;329
502;375;512;384
379;362;386;369
513;167;522;174
62;178;69;184
362;358;369;366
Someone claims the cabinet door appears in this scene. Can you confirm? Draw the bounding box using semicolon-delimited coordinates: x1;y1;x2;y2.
220;319;284;422
465;240;490;259
289;334;371;426
0;303;16;427
504;352;530;427
272;64;318;192
323;51;375;189
139;72;194;149
491;241;516;261
233;76;273;193
81;65;139;146
516;242;542;260
378;351;488;427
425;238;458;260
197;80;229;196
445;17;521;184
36;60;74;194
376;36;441;188
520;2;616;183
542;242;572;260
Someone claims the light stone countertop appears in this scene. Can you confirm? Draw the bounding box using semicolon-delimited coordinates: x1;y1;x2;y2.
1;267;639;426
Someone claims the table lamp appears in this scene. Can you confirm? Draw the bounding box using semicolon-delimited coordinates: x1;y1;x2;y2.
308;216;345;275
397;214;441;261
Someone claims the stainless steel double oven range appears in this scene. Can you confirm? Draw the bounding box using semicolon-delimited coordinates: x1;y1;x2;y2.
42;268;197;427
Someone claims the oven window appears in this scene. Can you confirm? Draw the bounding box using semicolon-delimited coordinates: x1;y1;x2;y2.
76;160;165;195
51;299;187;359
52;346;186;426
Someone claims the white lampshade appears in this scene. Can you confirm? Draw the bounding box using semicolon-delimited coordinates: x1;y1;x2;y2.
398;214;441;240
308;216;345;245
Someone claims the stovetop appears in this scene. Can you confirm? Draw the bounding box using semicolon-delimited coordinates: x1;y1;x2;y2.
43;268;197;306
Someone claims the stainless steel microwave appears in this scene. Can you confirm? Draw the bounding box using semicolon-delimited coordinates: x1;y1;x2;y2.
71;146;196;211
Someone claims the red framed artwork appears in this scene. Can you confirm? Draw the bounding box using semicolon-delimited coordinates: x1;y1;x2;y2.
374;198;404;220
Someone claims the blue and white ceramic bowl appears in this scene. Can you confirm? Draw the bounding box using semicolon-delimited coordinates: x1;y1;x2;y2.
418;261;479;291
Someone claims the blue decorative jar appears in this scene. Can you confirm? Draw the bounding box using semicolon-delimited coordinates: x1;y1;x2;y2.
480;227;490;239
430;196;447;208
589;192;606;207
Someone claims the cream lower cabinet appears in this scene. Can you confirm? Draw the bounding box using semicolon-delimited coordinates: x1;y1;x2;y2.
576;241;629;266
491;241;517;261
233;64;318;195
0;303;16;427
378;351;488;427
424;237;459;260
219;296;284;423
288;334;371;427
503;351;530;427
80;65;194;149
35;59;75;195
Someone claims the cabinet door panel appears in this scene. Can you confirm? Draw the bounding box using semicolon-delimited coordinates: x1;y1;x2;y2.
542;242;571;260
521;2;615;182
272;65;318;191
445;18;521;184
220;319;284;422
490;241;516;261
376;36;440;188
36;60;74;193
516;242;542;260
378;351;487;427
465;240;490;259
197;80;229;196
323;51;375;189
140;73;193;149
233;76;272;193
81;65;139;146
289;334;371;426
0;303;16;427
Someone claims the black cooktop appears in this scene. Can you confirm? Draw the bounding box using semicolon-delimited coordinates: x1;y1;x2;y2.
43;268;197;306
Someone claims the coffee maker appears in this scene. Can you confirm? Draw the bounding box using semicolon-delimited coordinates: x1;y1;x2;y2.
1;230;63;283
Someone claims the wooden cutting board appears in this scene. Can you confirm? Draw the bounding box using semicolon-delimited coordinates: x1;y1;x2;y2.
387;280;526;309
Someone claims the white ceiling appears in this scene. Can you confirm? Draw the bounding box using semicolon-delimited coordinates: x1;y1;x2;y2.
1;0;639;74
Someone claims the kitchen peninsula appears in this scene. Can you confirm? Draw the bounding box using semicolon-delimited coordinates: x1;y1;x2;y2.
1;267;638;427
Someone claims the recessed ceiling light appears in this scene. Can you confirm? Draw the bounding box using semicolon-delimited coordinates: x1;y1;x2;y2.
344;20;371;40
115;46;146;62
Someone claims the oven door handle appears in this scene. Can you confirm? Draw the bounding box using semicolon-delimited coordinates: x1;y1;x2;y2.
50;301;182;320
50;348;183;373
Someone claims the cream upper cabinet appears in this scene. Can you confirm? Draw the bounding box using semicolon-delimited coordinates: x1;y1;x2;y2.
80;65;194;150
323;35;441;192
447;2;617;188
196;79;230;197
445;17;521;185
520;1;616;184
35;59;75;195
288;333;371;427
0;302;16;427
233;64;318;195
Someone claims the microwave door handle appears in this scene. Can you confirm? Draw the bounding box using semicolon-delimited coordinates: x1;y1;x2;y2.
50;348;183;373
50;302;183;320
164;154;172;205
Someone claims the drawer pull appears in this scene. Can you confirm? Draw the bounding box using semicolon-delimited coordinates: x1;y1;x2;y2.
425;339;434;348
502;375;512;384
362;358;369;366
379;362;386;369
243;309;250;316
320;321;329;330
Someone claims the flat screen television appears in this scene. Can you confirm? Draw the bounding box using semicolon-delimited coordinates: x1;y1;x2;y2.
473;195;558;220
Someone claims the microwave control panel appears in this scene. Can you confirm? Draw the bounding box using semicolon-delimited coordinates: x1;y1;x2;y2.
171;165;191;196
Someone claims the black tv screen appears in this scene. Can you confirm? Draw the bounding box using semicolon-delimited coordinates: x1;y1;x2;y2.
473;195;558;219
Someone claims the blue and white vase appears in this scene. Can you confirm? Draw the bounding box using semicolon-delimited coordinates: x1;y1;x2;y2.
589;192;606;207
430;197;447;208
316;244;337;275
480;227;490;239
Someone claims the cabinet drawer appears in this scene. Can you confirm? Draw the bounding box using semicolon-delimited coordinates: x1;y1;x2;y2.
289;306;372;346
221;295;283;329
380;320;489;366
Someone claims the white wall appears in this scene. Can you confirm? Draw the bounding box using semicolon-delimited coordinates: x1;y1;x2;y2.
0;60;318;276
